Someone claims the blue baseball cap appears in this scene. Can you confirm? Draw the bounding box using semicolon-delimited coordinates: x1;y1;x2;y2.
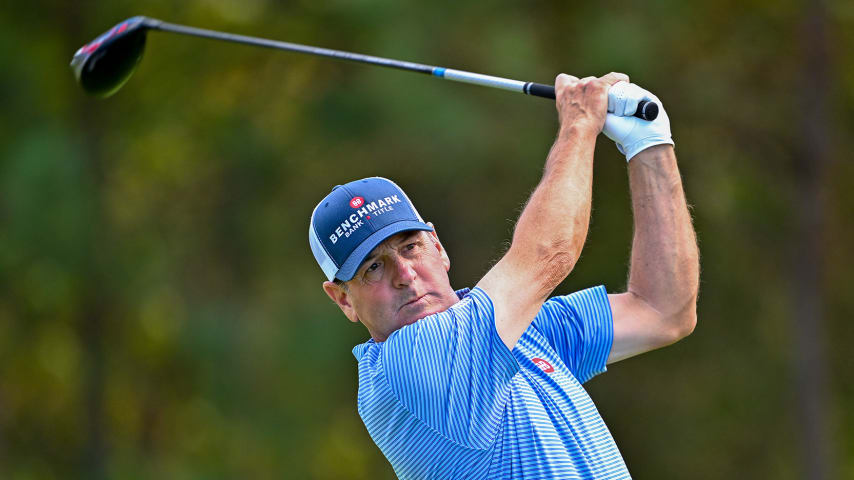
309;177;433;281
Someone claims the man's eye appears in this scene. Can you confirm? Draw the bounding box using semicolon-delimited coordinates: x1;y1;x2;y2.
362;262;382;281
405;243;416;250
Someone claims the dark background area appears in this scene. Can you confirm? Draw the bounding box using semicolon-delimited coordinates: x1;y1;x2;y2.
1;0;851;478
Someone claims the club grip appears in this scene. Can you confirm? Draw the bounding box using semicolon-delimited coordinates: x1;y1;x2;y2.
525;82;659;121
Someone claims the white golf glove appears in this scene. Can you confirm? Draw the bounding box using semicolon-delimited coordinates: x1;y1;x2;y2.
603;81;674;161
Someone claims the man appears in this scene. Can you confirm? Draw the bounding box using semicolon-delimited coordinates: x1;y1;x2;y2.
308;72;699;479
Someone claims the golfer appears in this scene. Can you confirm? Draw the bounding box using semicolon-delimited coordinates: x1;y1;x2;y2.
309;72;699;479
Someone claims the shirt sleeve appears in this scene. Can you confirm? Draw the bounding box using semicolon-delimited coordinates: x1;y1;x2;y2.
532;285;614;383
380;287;519;450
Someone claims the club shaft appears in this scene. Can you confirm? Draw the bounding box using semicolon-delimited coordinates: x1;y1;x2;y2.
143;18;657;120
148;19;548;97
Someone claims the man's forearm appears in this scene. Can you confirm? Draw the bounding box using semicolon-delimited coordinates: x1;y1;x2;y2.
509;126;596;293
479;73;627;349
626;145;699;331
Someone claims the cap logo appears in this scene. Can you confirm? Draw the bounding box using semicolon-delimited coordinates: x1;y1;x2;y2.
328;195;403;245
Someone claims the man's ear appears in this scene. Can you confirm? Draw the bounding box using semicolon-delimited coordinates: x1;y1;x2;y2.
322;281;359;324
426;222;451;272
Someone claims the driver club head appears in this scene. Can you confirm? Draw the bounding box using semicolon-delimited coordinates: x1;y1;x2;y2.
71;16;157;97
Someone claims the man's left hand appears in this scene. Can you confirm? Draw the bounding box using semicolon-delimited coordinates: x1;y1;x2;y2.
602;82;674;161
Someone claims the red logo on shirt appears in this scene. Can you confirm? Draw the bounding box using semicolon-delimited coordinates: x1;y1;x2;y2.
532;358;554;373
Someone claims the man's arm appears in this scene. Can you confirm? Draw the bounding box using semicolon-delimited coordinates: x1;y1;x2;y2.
478;72;628;350
607;144;700;363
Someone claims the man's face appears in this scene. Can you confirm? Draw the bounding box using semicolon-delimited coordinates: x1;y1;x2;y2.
322;227;459;341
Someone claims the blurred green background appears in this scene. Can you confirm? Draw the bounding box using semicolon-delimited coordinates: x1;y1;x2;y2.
1;0;852;478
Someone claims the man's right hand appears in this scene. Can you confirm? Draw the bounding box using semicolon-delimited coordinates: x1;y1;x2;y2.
554;72;630;137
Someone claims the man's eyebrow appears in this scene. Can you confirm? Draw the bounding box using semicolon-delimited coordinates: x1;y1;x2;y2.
395;231;421;245
357;232;422;271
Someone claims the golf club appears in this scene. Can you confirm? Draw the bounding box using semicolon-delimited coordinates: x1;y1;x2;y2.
71;16;659;121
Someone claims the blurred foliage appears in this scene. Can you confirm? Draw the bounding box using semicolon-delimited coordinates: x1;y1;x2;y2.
1;0;852;478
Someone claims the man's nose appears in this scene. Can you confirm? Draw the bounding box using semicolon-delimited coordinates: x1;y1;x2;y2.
392;256;417;286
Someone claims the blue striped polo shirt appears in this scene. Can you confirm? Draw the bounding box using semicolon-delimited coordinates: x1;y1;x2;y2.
352;286;630;479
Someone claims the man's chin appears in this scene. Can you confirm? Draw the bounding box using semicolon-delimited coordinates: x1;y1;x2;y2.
399;294;458;327
399;310;432;327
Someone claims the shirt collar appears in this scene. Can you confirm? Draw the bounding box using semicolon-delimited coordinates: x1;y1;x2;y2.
352;287;472;361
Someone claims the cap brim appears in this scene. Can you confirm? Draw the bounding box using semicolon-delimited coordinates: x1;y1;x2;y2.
335;220;434;281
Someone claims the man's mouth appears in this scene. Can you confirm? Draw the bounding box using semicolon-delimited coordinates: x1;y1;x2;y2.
401;294;427;309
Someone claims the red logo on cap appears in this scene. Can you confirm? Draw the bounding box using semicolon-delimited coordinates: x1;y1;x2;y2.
350;196;365;208
532;358;554;373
